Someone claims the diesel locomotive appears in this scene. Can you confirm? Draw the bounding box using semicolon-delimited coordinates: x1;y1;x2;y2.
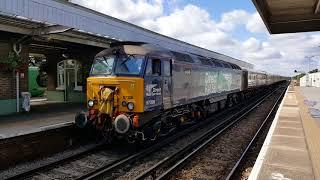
75;42;286;142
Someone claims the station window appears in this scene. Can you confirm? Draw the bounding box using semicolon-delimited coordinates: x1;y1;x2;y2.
56;60;82;91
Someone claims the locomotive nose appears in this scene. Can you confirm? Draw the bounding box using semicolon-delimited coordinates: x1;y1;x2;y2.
114;114;131;134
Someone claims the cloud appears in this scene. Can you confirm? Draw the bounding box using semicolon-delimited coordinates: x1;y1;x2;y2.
217;10;250;32
246;12;267;33
217;11;266;34
71;0;164;23
242;37;262;52
71;0;320;76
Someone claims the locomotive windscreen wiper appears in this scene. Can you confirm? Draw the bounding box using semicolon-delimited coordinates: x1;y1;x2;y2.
120;54;135;65
90;55;115;76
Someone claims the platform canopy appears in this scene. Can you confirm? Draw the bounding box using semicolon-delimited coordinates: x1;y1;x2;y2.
0;0;253;69
253;0;320;34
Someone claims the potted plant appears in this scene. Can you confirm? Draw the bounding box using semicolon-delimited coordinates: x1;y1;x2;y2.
0;52;25;72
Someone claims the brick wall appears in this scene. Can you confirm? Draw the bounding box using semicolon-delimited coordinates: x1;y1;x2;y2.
0;41;28;100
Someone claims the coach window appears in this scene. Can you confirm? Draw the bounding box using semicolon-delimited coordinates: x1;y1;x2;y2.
146;59;161;76
163;60;171;76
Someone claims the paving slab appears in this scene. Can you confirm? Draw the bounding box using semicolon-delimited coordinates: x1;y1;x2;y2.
258;164;314;180
271;135;307;150
0;102;85;139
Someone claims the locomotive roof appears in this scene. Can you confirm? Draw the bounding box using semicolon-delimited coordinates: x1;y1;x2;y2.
98;42;242;70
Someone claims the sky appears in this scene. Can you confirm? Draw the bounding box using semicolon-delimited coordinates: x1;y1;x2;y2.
71;0;320;76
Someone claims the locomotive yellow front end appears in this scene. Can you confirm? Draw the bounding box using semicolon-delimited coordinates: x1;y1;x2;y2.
86;77;144;132
75;46;147;142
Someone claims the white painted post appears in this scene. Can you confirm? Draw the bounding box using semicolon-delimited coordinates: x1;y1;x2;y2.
16;71;19;112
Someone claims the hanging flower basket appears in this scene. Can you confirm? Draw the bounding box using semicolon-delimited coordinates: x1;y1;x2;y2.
0;52;26;73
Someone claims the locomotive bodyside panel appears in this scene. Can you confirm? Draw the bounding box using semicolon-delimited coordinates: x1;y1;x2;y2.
171;61;191;106
171;60;242;107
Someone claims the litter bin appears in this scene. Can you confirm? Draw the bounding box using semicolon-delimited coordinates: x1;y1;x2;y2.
21;92;31;112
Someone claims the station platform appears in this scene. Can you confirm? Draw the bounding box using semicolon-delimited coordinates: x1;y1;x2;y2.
0;102;85;139
249;85;320;180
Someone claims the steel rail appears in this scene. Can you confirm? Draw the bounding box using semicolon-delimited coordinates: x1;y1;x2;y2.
6;90;259;180
79;84;283;180
5;142;106;180
225;84;288;180
76;100;254;180
134;85;286;180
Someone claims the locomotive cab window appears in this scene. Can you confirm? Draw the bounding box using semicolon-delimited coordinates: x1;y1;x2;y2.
91;53;145;76
146;59;161;76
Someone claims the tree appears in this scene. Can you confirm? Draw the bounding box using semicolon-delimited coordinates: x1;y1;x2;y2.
292;73;306;81
309;69;319;73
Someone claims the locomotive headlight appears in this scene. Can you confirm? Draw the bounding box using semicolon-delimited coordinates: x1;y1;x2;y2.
88;100;94;107
127;102;134;111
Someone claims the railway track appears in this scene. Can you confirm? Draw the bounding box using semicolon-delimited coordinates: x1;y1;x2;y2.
3;83;287;180
170;84;287;180
131;84;287;180
225;84;287;180
2;142;108;179
77;84;286;180
1;99;247;180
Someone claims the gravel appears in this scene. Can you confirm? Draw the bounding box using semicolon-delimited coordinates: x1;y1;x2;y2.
172;87;284;180
2;85;285;180
106;91;271;179
0;143;99;179
232;107;277;180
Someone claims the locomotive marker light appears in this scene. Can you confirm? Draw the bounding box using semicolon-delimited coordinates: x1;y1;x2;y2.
88;100;94;107
127;102;135;111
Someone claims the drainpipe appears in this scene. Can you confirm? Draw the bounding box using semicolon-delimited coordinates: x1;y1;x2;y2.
16;71;19;113
13;43;22;113
64;60;67;101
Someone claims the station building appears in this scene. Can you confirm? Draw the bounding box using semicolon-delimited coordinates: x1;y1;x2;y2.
300;72;320;87
0;0;252;116
0;25;107;115
0;40;29;115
